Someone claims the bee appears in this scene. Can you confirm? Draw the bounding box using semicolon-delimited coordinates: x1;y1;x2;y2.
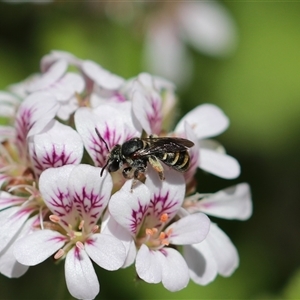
95;129;194;184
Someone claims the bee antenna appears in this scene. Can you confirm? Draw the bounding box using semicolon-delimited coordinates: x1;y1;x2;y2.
95;128;110;152
100;160;110;177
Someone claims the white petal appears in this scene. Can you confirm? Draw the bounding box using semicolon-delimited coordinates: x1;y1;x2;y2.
182;122;200;183
85;233;126;270
0;126;15;142
0;208;31;253
27;59;67;92
46;72;85;101
199;148;241;179
39;165;77;225
67;164;113;228
13;229;66;266
206;223;239;276
65;247;99;300
0;244;29;278
109;180;151;235
41;50;82;72
131;80;162;135
136;244;162;284
0;191;24;210
142;20;192;87
29;121;83;176
175;104;229;139
145;167;185;224
14;92;59;157
160;248;190;291
168;213;210;245
196;183;252;220
178;1;237;56
183;241;218;285
82;60;125;90
0;217;35;278
101;216;136;268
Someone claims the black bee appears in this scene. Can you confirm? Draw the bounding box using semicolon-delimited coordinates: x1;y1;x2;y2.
95;128;194;183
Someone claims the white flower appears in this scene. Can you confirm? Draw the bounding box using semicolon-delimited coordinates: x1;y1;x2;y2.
109;167;210;291
143;1;237;86
13;164;126;300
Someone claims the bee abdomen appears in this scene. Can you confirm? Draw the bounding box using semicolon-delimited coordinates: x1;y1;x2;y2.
158;151;190;172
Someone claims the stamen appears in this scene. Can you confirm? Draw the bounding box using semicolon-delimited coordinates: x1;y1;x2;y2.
54;249;65;260
160;213;169;223
76;241;85;250
49;215;60;223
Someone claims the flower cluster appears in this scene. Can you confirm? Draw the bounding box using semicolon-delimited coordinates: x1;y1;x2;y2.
0;50;252;299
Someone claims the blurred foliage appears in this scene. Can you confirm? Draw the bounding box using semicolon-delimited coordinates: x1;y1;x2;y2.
0;1;300;299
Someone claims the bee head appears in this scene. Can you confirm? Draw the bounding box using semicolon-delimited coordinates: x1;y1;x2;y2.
100;145;123;176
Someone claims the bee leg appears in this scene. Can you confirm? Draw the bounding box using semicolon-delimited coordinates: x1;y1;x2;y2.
148;155;165;180
122;167;134;179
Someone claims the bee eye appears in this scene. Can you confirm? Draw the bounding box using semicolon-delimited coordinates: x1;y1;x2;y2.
108;160;120;172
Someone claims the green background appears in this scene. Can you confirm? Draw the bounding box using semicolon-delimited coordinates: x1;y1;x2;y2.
0;1;300;299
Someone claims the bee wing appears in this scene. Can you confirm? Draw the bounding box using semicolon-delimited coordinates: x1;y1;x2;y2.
137;137;194;156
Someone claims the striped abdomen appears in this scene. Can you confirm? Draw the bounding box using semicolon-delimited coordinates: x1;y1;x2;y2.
157;151;190;172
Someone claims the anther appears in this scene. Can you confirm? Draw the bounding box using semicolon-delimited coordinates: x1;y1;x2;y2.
92;225;99;233
76;241;85;250
160;213;168;223
49;215;60;223
78;220;84;230
54;249;65;260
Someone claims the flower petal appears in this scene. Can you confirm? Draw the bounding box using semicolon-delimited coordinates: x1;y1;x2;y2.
0;191;24;210
136;244;162;284
206;223;239;276
65;247;99;300
0;126;15;142
0;207;32;253
182;122;200;183
68;164;113;228
160;247;190;291
85;233;126;270
0;217;36;278
109;180;151;236
15;92;59;157
183;241;218;285
39;165;77;225
175;104;229;140
13;229;66;266
195;183;252;220
29;121;83;177
143;19;192;87
168;213;210;245
145;167;185;226
199;148;240;179
27;59;67;92
131;78;162;135
178;1;237;56
41;50;82;72
102;215;136;268
82;60;125;90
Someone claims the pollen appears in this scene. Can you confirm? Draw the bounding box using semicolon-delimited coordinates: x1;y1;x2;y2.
146;228;158;236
